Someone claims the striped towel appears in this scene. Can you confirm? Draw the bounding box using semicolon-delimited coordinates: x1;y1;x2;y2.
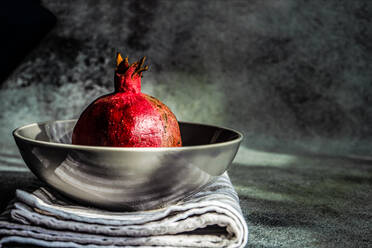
0;173;248;248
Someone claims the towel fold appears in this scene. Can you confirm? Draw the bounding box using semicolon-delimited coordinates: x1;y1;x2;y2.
0;173;248;248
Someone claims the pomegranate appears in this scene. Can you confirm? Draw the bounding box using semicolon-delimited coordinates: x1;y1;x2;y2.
72;53;182;147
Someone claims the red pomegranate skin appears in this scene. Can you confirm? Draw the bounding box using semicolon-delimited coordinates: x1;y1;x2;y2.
72;54;182;147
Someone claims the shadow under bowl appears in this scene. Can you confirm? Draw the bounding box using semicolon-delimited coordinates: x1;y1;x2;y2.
13;120;243;211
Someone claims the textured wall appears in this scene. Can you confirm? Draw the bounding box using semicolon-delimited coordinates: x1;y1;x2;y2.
1;0;372;157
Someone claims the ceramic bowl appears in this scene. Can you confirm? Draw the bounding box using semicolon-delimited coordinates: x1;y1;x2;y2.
13;120;242;210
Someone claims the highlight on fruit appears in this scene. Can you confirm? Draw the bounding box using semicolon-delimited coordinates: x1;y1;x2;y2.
72;53;182;147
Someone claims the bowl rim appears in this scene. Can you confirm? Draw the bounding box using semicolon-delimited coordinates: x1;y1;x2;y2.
13;119;243;151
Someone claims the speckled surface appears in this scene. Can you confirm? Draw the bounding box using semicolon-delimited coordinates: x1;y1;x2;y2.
1;154;371;248
0;0;372;247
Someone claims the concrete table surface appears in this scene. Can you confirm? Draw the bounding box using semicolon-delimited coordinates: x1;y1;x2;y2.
0;148;371;248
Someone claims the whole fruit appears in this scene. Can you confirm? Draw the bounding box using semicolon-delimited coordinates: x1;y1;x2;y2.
72;53;182;147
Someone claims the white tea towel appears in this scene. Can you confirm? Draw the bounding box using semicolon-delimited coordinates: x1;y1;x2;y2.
0;173;248;248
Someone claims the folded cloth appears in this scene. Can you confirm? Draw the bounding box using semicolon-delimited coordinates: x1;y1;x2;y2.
0;172;248;248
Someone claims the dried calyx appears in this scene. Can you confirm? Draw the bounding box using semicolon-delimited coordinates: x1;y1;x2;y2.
116;52;149;78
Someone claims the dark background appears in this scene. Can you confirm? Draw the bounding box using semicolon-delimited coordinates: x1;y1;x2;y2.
1;0;372;159
0;1;372;247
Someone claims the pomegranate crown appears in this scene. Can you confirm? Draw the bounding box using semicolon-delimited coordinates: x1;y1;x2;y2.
114;52;149;93
116;52;149;78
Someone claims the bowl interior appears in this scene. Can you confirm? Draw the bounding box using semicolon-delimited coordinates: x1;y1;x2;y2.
15;120;242;147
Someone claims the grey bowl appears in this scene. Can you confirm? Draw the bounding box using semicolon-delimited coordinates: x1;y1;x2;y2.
13;120;242;211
